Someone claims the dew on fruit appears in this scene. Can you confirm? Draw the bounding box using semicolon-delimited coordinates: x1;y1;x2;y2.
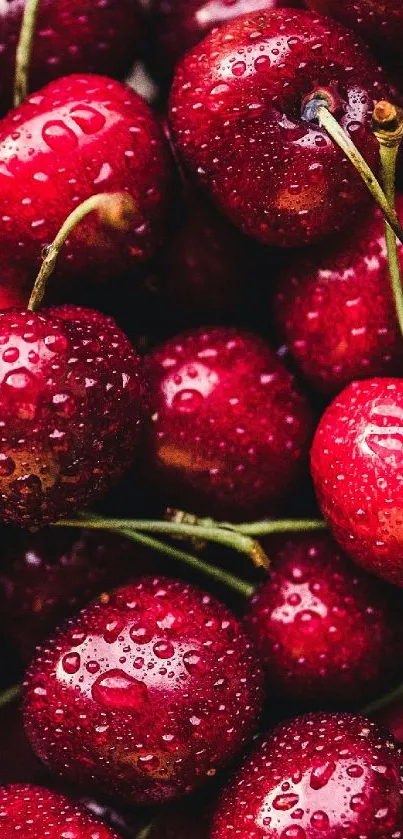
91;669;149;710
62;652;81;675
310;760;336;789
42;120;78;152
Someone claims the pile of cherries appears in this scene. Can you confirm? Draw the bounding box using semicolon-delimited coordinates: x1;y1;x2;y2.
2;0;403;837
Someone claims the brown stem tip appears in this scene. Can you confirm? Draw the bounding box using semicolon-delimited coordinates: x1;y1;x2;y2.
373;100;403;146
98;193;137;231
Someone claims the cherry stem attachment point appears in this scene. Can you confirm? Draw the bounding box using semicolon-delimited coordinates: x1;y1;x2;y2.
27;192;136;312
373;100;403;339
14;0;41;108
0;683;21;709
309;103;403;245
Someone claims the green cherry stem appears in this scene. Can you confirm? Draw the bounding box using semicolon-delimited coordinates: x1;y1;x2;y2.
135;825;154;839
27;192;136;312
304;100;403;245
54;515;269;570
372;100;403;339
14;0;41;107
0;683;22;709
231;518;327;537
362;681;403;716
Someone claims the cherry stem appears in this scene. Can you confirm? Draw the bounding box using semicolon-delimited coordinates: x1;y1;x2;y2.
14;0;41;108
110;526;255;597
362;681;403;716
54;515;269;570
27;192;136;312
135;826;154;839
373;101;403;339
315;104;403;245
0;683;21;709
165;508;327;539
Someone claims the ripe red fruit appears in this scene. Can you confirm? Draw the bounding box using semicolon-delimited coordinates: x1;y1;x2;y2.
0;528;145;663
144;326;313;520
169;8;388;248
0;74;173;292
211;713;403;838
306;0;403;58
274;198;403;395
0;305;144;527
0;784;121;839
0;0;141;115
147;0;302;85
311;378;403;587
23;576;264;804
243;533;403;709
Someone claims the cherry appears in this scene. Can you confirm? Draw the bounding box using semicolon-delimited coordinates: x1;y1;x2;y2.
23;576;264;804
243;532;403;709
311;378;403;587
211;713;403;838
274;197;403;396
168;8;388;248
0;0;141;116
147;0;302;86
0;74;173;292
0;305;144;527
306;0;403;60
0;784;122;838
0;528;147;664
144;326;313;520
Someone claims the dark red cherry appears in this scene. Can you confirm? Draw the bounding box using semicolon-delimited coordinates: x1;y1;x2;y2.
0;0;141;116
211;713;403;838
0;784;121;838
169;8;388;247
274;197;403;395
311;378;403;587
306;0;403;59
0;305;144;527
144;326;313;520
23;576;264;805
0;74;173;292
243;532;403;709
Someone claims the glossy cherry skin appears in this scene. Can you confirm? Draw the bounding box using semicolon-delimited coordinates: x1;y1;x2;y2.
0;305;144;527
0;785;121;839
311;378;403;587
147;0;302;85
0;528;147;664
144;326;313;520
169;8;388;248
306;0;403;58
211;713;403;839
0;0;141;116
0;74;173;292
23;576;264;805
274;198;403;396
243;532;403;709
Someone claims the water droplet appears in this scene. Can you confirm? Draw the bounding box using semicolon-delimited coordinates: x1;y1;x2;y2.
44;334;68;353
310;761;336;790
153;640;175;659
2;347;19;363
295;610;321;633
91;669;148;709
3;368;35;392
172;389;204;413
232;61;246;76
280;828;306;839
273;793;300;811
69;106;106;134
86;661;100;674
347;764;364;778
104;619;124;643
310;811;329;830
62;652;81;675
42;120;78;151
183;650;205;675
130;626;152;645
350;793;367;812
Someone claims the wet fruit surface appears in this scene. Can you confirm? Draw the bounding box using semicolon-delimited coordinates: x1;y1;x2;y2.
0;784;121;838
211;713;403;838
23;577;264;804
0;528;144;663
306;0;403;58
144;326;313;519
169;8;388;247
243;533;403;708
0;74;173;291
0;0;140;115
0;306;144;527
311;378;403;587
274;198;403;395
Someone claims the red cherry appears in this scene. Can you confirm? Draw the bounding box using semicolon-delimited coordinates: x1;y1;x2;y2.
0;74;173;291
23;576;264;805
243;533;403;709
311;378;403;587
144;326;313;520
0;784;121;839
0;528;148;664
0;0;141;115
147;0;302;85
306;0;403;58
0;305;144;527
274;198;403;395
169;8;388;247
211;713;403;838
